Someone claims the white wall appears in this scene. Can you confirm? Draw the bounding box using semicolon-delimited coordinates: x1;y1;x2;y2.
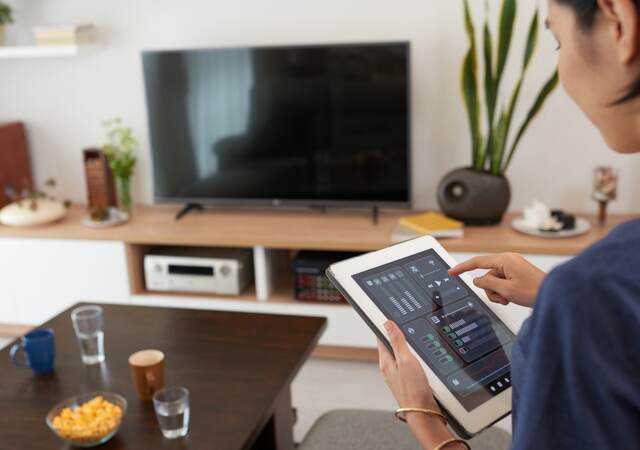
1;0;639;214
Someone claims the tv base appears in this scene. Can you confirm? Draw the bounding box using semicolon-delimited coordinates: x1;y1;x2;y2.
173;202;382;224
175;203;204;221
313;205;379;225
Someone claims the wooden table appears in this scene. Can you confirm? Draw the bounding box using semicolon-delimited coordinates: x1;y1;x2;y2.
0;304;326;450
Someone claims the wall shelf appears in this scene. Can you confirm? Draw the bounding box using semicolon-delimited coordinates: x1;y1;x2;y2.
0;45;82;59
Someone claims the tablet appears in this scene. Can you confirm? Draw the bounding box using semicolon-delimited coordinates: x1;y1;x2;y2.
326;235;514;438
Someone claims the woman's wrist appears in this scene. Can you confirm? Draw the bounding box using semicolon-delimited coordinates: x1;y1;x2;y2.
405;412;456;449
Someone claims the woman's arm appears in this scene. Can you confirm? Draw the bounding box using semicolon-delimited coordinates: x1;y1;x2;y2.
379;322;467;450
449;253;545;308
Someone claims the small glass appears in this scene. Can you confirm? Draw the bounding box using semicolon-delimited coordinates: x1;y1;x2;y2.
153;387;190;439
70;305;105;365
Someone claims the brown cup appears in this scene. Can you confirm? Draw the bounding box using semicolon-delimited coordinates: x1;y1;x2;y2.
128;349;165;401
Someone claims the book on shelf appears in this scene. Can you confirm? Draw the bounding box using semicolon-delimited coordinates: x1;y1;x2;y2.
391;212;464;243
33;24;94;47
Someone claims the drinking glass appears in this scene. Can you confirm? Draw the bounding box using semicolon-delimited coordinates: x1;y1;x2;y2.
70;305;105;364
153;386;190;439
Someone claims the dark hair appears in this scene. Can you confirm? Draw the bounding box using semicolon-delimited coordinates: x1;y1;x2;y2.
555;0;640;103
555;0;600;28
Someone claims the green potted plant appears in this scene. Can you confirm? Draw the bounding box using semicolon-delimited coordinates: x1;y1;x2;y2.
0;2;13;46
437;0;559;224
102;118;138;215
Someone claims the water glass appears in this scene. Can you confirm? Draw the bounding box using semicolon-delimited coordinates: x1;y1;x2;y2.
153;386;190;439
70;305;105;365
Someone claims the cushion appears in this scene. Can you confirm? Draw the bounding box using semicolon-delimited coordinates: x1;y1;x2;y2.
299;409;511;450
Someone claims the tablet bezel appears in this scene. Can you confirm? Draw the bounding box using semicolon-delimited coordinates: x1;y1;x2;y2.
327;235;515;437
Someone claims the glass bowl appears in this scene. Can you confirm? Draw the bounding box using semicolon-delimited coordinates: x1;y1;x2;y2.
46;392;127;448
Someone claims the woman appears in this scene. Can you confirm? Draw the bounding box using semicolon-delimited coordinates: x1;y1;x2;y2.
378;1;640;449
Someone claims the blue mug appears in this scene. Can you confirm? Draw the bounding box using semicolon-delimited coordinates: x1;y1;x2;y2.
10;328;55;374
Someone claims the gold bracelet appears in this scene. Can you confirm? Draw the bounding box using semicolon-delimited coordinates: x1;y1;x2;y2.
394;407;447;424
433;438;471;450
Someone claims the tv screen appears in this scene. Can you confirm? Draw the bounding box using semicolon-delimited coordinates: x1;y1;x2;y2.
142;42;411;208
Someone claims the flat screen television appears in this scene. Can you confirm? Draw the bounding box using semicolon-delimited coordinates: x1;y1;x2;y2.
142;42;411;210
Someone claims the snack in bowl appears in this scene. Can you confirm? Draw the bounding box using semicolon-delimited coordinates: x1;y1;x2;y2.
46;392;127;447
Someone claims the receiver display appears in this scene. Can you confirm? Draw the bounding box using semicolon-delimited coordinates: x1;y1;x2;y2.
168;265;215;276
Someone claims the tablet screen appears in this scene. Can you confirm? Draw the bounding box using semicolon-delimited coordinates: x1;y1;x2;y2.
353;249;514;411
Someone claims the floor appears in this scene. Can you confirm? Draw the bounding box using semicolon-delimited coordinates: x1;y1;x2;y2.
0;337;511;444
291;358;397;442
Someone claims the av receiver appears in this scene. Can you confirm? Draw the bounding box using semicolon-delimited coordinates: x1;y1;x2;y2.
144;247;253;295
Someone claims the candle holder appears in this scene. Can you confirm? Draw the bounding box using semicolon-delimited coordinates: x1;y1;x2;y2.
592;166;618;226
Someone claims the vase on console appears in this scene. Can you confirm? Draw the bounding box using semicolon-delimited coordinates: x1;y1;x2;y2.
115;175;132;215
437;167;510;225
102;118;137;216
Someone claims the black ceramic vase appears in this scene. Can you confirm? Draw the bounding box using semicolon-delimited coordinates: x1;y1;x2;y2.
437;167;511;225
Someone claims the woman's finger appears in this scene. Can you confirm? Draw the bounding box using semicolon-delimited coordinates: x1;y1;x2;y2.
474;274;511;299
377;339;396;374
486;290;510;305
384;321;412;363
448;255;504;276
378;339;398;380
487;268;503;278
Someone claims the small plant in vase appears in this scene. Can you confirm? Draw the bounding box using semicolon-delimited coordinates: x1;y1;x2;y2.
0;178;71;227
102;118;138;215
437;0;559;224
0;2;14;46
4;178;71;210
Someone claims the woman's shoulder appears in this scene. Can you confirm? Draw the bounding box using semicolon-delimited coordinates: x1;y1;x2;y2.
538;217;640;319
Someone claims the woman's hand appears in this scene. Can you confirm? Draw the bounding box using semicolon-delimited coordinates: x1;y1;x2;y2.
378;321;457;449
378;321;438;410
449;252;545;308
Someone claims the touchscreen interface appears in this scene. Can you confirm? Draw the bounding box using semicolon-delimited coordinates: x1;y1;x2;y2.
352;249;514;411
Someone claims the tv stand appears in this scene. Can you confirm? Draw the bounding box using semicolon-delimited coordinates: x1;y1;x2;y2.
0;204;621;361
175;203;204;221
372;206;379;225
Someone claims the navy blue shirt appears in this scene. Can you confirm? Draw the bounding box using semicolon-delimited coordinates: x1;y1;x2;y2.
511;219;640;449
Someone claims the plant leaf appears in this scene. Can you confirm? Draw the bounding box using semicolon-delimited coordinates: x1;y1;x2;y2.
503;71;559;172
490;9;540;174
461;0;481;168
481;13;496;172
491;109;510;175
523;9;539;71
495;0;516;92
462;51;481;169
483;14;495;121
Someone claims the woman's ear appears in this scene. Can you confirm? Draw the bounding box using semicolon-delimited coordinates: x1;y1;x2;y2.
597;0;640;65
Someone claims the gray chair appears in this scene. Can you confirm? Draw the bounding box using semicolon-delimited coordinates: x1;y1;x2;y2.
299;409;511;450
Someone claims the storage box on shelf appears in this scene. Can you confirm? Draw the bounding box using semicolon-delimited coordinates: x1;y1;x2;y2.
292;251;362;304
0;204;631;359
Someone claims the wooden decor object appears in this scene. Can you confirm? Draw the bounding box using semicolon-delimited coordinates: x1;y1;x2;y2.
0;122;33;208
83;148;117;209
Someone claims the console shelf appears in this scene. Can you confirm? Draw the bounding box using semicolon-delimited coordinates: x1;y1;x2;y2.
0;204;627;255
0;204;632;361
0;45;83;59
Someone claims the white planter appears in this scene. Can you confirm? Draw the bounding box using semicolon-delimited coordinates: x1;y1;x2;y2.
0;26;5;46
